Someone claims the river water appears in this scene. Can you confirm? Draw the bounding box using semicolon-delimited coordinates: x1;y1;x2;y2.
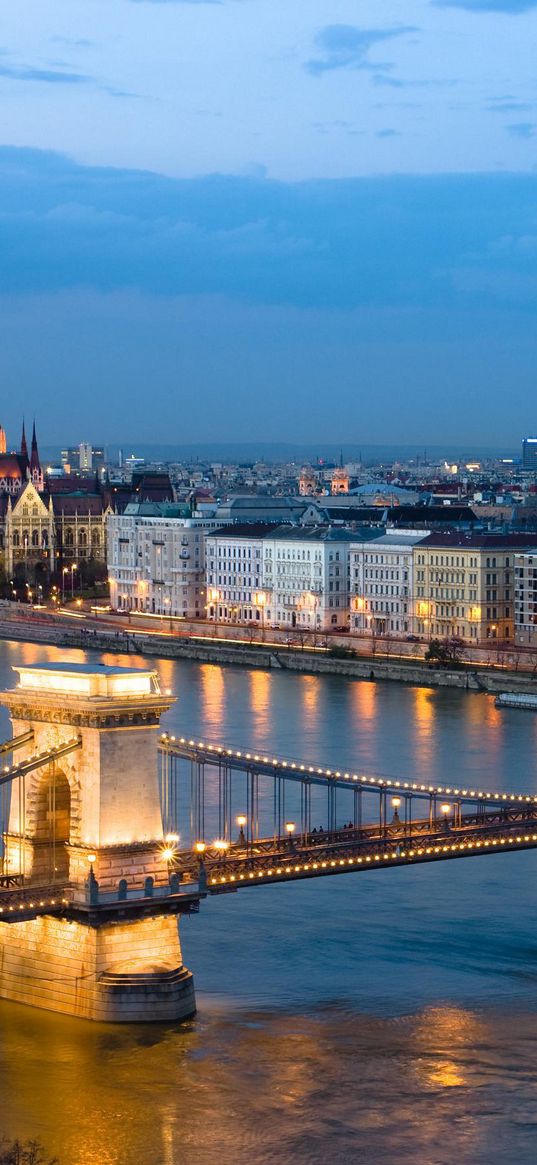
1;639;537;1164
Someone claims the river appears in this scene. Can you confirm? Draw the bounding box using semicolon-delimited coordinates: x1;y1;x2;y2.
1;638;537;1165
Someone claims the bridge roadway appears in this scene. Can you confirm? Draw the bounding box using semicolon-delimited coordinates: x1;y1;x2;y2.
177;807;537;892
1;809;537;918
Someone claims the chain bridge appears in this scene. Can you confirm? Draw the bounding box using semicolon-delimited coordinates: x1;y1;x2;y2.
0;660;536;1024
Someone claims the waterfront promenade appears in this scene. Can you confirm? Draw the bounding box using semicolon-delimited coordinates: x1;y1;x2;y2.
1;603;537;695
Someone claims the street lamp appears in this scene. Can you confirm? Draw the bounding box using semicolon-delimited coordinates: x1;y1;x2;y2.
213;839;230;856
391;796;402;827
254;591;267;637
236;814;247;845
208;588;220;635
285;821;296;849
440;803;452;831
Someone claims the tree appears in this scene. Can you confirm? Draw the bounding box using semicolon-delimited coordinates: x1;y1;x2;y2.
425;637;466;666
0;1140;57;1165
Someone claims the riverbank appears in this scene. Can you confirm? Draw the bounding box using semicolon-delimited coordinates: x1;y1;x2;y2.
0;614;536;695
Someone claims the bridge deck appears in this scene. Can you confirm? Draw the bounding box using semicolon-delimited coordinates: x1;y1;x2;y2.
179;810;537;892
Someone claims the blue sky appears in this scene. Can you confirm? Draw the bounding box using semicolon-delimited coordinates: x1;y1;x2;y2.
1;0;536;447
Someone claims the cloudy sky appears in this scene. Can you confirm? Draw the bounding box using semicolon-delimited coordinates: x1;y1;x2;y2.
1;0;537;448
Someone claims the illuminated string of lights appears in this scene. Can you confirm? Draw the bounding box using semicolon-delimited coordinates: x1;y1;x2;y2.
0;897;70;915
160;734;537;805
0;737;82;784
205;831;537;887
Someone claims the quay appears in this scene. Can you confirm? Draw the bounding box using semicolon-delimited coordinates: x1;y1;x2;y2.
0;609;537;696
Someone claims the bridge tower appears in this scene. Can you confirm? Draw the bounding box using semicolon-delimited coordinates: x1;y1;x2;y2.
0;662;197;1023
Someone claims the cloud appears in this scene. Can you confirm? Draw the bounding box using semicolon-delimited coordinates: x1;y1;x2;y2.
1;148;537;446
306;24;416;76
488;101;534;112
0;146;536;320
507;121;537;137
0;60;89;84
432;0;537;11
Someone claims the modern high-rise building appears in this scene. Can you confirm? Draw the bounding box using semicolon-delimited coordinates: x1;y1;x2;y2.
79;442;93;471
522;438;537;470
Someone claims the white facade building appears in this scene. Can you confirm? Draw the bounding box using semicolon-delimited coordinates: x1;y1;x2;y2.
349;533;425;636
205;524;378;631
205;524;270;623
107;504;224;619
263;527;357;630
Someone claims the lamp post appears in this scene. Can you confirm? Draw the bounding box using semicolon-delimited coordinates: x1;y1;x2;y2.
391;796;402;829
254;591;266;639
440;802;452;831
209;588;220;636
70;562;77;599
285;821;296;850
236;814;247;846
194;841;207;890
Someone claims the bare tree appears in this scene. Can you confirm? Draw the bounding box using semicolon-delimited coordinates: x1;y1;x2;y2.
0;1140;57;1165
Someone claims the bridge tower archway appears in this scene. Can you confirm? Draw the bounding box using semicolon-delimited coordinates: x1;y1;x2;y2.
31;765;71;883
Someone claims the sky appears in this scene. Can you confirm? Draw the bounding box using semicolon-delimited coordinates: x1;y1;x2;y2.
1;0;537;449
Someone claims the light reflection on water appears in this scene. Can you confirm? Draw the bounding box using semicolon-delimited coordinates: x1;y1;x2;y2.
1;639;537;1163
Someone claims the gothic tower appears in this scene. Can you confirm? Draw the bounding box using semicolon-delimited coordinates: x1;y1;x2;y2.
29;421;44;492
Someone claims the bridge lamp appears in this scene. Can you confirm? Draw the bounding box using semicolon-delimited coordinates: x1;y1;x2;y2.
194;842;206;854
236;815;247;844
165;832;180;844
213;839;230;854
87;853;96;864
391;797;401;809
441;803;452;830
285;821;296;848
161;846;176;863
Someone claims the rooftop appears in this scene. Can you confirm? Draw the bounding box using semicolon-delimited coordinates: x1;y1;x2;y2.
12;662;161;699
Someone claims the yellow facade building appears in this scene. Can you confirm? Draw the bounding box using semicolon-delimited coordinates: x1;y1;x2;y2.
413;533;537;643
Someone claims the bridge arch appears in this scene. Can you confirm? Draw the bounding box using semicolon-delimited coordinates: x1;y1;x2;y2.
29;765;71;882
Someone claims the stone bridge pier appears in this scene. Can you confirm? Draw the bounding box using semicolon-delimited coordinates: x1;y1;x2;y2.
0;662;197;1023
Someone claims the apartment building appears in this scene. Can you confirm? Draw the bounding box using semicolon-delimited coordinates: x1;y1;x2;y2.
349;532;425;636
514;550;537;645
204;523;279;624
413;533;537;642
107;503;223;618
262;527;360;630
205;524;365;630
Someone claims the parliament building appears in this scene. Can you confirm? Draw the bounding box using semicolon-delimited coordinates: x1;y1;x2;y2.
0;421;110;592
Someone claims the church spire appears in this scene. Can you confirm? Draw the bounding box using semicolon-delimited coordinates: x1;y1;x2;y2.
28;419;44;492
20;420;28;460
30;419;40;472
